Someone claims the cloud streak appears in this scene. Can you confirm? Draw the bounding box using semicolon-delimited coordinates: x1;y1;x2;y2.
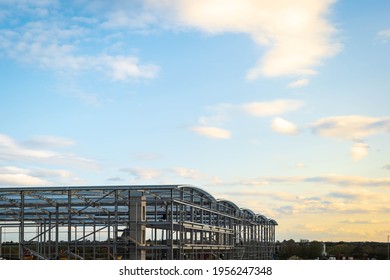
311;115;390;141
211;174;390;188
0;166;84;186
287;78;309;88
377;28;390;42
191;126;232;139
242;99;304;117
0;134;97;169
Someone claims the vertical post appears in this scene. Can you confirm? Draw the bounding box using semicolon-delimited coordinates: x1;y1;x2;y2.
37;222;41;256
93;222;96;259
43;220;46;258
19;191;25;260
55;203;59;259
0;226;2;258
107;212;111;260
135;201;138;259
170;189;174;260
68;190;72;259
82;223;86;259
48;213;52;259
113;190;118;259
387;235;389;260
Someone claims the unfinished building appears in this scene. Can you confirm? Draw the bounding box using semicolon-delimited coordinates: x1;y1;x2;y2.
0;185;277;260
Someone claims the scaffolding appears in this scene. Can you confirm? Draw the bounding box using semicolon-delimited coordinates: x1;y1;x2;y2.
0;185;277;260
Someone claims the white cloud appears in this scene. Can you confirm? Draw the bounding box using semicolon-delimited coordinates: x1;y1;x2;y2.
101;9;157;30
339;219;380;225
192;99;303;139
0;133;97;169
242;99;304;117
310;115;390;160
0;166;46;187
377;29;390;42
214;174;390;188
287;78;309;88
350;142;369;161
0;0;340;82
198;104;235;126
271;117;299;135
0;133;57;160
25;135;75;149
103;55;159;80
191;126;231;139
0;16;159;81
0;166;82;186
135;153;161;161
0;173;49;186
171;167;204;179
311;115;390;141
120;167;161;180
146;0;340;79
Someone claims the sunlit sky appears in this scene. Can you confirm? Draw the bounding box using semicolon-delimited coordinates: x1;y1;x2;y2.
0;0;389;242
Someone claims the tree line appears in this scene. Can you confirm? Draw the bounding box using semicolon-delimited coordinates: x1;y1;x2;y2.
276;239;389;260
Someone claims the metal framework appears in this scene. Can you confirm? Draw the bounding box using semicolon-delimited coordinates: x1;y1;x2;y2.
0;185;277;260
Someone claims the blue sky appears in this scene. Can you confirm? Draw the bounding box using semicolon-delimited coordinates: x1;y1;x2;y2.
0;0;390;242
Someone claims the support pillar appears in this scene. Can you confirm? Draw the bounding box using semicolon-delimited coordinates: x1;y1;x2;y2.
123;194;146;260
0;226;2;258
19;191;24;260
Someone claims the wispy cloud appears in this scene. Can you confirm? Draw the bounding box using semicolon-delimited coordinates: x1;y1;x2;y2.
0;0;340;89
170;167;204;180
242;99;304;117
145;0;340;79
376;28;390;42
274;194;390;215
287;78;309;88
339;219;380;224
191;126;232;139
134;153;161;161
68;0;340;80
0;166;84;186
120;167;162;181
271;117;299;135
192;99;304;139
311;115;390;141
24;135;75;149
0;166;50;186
0;8;159;82
211;174;390;188
350;142;369;161
0;133;97;169
118;166;206;182
310;115;390;160
106;177;125;182
102;55;159;80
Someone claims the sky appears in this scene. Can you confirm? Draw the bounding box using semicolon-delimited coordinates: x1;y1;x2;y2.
0;0;389;242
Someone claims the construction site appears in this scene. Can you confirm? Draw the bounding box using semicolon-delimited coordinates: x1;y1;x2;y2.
0;185;277;260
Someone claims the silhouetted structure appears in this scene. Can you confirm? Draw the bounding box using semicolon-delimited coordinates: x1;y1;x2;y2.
0;185;277;260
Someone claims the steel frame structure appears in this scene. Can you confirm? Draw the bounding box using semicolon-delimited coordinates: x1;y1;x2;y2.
0;185;277;260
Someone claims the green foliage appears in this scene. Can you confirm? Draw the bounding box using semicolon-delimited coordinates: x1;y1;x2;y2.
276;240;389;260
